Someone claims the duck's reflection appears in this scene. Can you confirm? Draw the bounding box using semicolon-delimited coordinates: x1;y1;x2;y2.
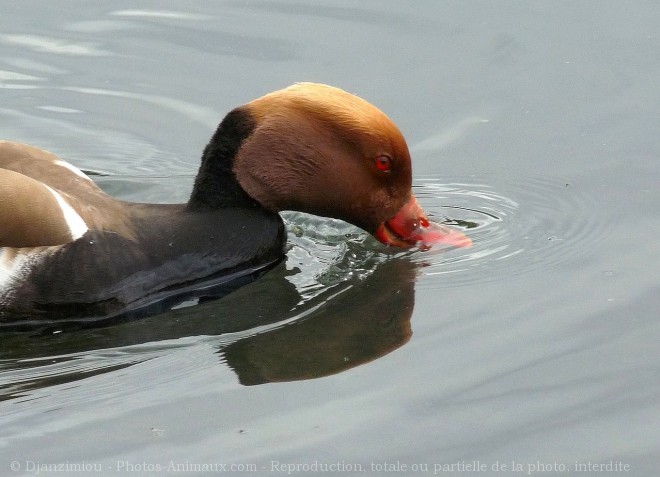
0;255;418;396
221;257;416;385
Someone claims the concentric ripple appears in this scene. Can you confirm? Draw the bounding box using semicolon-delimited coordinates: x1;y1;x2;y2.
409;175;608;287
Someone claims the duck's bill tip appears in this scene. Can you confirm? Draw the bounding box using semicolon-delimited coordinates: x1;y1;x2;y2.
374;195;472;249
410;221;473;249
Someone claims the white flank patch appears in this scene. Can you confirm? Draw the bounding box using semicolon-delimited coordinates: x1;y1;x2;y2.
0;249;13;289
44;185;89;240
55;159;93;181
0;248;47;291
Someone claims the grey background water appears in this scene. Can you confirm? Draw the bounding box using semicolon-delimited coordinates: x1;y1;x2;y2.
1;1;659;476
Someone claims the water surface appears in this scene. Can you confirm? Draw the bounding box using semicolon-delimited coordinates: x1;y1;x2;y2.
1;2;659;476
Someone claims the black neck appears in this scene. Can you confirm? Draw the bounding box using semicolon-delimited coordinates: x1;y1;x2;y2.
188;107;260;210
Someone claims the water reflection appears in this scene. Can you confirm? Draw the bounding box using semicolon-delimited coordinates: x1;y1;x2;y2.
221;258;416;385
0;256;418;397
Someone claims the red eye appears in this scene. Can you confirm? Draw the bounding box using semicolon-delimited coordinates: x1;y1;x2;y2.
375;155;392;172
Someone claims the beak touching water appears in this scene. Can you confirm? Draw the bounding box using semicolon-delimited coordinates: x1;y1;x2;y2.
374;195;472;249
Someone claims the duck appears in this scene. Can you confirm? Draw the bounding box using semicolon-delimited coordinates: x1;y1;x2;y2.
0;83;470;325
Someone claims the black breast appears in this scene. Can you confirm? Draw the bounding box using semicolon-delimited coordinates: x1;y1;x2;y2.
2;207;285;325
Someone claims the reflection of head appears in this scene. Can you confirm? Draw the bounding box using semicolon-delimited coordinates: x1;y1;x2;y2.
221;258;417;385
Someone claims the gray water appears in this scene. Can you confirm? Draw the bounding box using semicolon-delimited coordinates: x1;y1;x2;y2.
1;1;659;476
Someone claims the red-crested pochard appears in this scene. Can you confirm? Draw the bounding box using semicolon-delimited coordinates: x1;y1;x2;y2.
0;83;470;325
